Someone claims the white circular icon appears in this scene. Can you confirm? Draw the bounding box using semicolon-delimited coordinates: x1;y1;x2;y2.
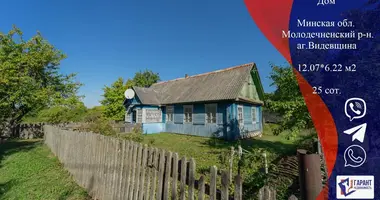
344;98;366;121
343;144;367;168
124;89;135;99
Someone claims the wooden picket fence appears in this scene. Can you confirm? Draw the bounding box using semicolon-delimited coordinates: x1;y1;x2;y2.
257;186;298;200
44;125;242;200
57;122;140;133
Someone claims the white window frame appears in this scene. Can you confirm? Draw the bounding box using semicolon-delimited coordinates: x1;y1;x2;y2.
145;108;162;123
166;106;174;123
125;111;131;123
205;103;217;124
237;105;244;127
136;109;142;123
251;107;257;124
183;105;193;124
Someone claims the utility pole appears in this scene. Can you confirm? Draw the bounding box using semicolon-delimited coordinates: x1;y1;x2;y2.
297;149;323;200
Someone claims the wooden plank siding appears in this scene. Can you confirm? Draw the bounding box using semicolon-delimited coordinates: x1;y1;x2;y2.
164;103;228;138
135;101;262;139
239;74;260;100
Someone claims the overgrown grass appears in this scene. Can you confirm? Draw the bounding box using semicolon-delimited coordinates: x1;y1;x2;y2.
140;124;314;199
141;124;299;177
0;140;89;200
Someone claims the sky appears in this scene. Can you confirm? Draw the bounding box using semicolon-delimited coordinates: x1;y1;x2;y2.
1;0;287;108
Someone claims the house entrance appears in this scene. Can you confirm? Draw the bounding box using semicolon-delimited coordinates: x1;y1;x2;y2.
132;110;137;123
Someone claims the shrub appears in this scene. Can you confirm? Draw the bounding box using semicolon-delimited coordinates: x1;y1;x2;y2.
78;118;116;136
118;125;143;142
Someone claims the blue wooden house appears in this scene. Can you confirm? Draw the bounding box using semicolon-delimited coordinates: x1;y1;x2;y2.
124;63;265;140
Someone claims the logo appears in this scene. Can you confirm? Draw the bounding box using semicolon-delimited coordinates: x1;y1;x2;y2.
345;98;366;121
343;123;367;143
337;176;374;199
344;145;366;168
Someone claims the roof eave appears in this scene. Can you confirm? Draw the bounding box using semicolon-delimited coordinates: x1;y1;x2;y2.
251;63;265;101
235;97;264;106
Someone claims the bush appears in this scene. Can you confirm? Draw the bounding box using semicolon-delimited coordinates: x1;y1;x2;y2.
78;118;116;136
83;106;104;123
118;125;143;142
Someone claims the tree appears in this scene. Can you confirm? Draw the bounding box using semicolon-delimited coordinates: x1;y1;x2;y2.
0;26;82;130
101;77;127;121
83;106;104;123
265;65;313;138
25;100;87;124
133;70;160;87
101;70;160;121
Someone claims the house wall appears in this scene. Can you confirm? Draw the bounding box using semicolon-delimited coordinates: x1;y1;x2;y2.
239;75;260;100
235;103;262;138
142;123;165;134
161;102;262;139
164;102;228;138
124;96;142;123
134;105;165;134
131;96;141;105
127;100;263;139
226;103;238;140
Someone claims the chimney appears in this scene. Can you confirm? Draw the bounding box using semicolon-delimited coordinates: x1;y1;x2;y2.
185;74;189;78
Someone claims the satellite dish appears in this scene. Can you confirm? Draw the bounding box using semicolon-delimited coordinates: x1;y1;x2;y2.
124;89;135;99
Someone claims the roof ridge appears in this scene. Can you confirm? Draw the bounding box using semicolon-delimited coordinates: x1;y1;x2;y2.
133;86;159;93
152;62;255;86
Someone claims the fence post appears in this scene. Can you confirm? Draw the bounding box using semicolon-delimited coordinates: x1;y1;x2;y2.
163;151;172;200
157;149;166;200
125;141;133;199
129;143;138;200
179;157;187;200
198;176;205;200
149;148;159;200
258;186;276;200
120;140;129;200
171;153;179;200
234;175;242;200
263;152;268;174
210;166;217;200
229;146;234;181
145;147;153;200
113;139;123;200
297;149;322;200
188;158;196;200
134;143;143;200
139;144;148;200
221;170;229;200
237;145;242;175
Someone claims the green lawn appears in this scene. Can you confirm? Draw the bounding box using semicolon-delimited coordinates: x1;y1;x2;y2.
141;124;299;178
0;140;89;200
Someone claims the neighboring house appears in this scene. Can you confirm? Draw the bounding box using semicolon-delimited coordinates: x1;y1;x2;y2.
124;63;265;140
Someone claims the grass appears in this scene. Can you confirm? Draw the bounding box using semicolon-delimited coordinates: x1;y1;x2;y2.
141;124;300;178
0;140;89;200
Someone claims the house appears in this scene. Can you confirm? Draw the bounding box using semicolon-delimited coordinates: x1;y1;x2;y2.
124;62;265;140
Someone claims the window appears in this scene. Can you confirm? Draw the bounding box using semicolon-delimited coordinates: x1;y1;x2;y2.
237;106;244;125
251;107;257;123
136;109;142;123
205;104;217;124
125;111;132;123
146;109;162;123
183;105;193;123
166;106;174;122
